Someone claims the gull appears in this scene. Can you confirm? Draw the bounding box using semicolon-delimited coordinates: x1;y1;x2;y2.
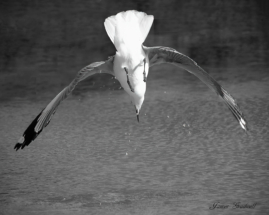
14;10;247;150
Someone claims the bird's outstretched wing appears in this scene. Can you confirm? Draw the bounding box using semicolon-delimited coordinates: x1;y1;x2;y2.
14;57;114;150
142;46;247;131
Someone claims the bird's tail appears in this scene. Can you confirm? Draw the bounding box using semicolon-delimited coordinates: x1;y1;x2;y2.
104;10;154;52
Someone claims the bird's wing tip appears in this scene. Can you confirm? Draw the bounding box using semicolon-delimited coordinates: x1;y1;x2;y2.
240;118;249;133
14;110;44;151
14;143;23;151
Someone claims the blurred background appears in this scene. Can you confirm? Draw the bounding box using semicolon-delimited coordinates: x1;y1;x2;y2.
0;0;268;100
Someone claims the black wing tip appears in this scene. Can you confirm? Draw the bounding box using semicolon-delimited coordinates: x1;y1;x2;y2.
14;143;22;151
14;142;27;151
14;110;44;151
14;135;36;151
14;133;40;151
14;128;41;151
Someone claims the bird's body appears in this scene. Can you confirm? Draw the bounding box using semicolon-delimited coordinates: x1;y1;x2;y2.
14;10;248;151
105;10;153;114
113;51;147;112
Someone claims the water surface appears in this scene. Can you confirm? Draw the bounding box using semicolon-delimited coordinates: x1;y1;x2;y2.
1;67;269;214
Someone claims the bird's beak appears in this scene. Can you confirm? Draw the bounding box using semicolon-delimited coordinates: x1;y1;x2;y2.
132;97;144;123
136;108;139;122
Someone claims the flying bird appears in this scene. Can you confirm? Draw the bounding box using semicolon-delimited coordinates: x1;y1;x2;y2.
14;10;247;151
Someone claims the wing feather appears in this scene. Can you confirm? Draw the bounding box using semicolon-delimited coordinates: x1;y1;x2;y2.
143;46;247;131
14;57;114;150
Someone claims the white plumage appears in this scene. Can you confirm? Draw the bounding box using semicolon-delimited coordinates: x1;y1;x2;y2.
104;10;154;53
